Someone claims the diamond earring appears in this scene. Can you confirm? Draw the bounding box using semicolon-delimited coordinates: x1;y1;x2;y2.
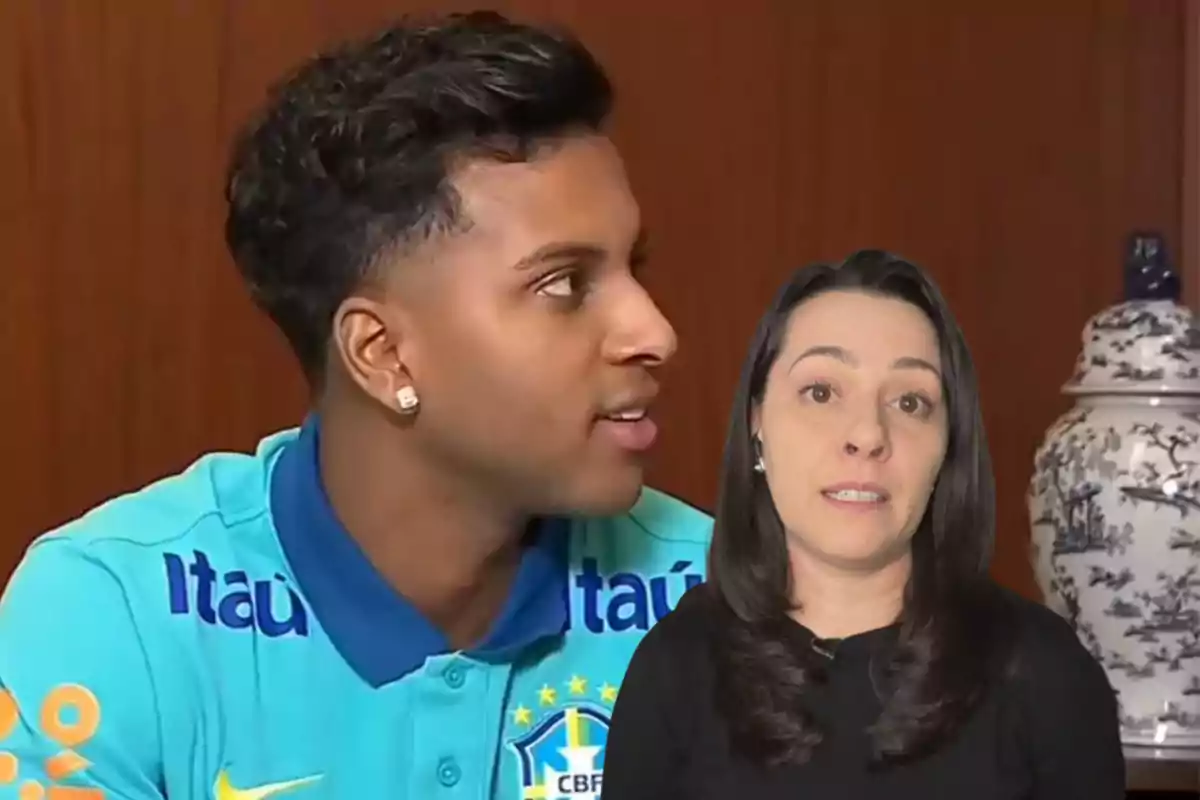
396;386;420;414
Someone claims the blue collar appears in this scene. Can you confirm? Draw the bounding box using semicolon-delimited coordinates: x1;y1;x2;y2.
270;418;570;687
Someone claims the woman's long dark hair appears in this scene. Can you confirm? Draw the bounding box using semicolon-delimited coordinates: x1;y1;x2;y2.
707;249;1012;768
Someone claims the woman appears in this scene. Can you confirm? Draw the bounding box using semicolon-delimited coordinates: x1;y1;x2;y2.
601;251;1125;799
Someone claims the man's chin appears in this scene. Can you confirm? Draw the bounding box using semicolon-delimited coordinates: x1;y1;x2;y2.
552;470;646;518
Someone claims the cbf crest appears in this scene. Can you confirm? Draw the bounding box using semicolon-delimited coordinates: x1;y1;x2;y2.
507;675;619;799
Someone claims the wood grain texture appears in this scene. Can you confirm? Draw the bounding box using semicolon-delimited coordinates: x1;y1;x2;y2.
0;1;1185;600
1184;0;1200;314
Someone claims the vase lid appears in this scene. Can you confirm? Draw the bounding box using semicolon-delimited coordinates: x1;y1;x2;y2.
1063;233;1200;396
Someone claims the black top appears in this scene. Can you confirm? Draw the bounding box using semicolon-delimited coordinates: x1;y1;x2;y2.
601;584;1125;800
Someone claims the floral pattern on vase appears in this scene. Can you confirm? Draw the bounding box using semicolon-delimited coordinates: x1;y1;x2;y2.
1029;233;1200;748
1030;402;1200;745
1066;300;1200;393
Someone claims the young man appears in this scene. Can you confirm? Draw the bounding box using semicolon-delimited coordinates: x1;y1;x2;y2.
0;12;710;799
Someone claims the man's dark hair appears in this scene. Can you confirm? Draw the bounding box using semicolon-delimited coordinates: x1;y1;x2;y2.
223;11;614;384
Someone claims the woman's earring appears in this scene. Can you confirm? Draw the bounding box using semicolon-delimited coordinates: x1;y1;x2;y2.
753;434;766;473
396;386;420;414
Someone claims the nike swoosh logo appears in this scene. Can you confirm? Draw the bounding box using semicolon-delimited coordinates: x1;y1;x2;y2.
213;769;322;800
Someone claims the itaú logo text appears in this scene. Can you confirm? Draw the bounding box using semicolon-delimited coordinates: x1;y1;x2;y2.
164;551;309;638
570;558;703;633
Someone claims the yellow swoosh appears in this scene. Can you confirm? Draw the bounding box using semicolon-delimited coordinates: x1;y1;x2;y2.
213;769;322;800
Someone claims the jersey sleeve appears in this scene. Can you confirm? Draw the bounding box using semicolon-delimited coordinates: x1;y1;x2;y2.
0;539;164;798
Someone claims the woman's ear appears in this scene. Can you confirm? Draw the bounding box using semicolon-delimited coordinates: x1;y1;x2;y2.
749;403;763;439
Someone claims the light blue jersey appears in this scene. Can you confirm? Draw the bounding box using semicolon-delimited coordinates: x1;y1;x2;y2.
0;419;711;799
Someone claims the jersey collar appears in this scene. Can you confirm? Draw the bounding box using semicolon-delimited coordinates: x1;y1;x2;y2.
270;417;570;687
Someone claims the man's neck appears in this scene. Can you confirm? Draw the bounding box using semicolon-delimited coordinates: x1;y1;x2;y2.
787;546;911;640
317;407;528;649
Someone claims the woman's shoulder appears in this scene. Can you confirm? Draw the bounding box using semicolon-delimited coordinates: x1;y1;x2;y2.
993;586;1102;673
984;590;1125;790
989;585;1117;709
614;583;721;712
635;582;721;661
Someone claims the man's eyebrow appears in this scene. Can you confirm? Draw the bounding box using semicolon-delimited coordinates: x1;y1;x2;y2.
511;242;606;271
511;227;649;271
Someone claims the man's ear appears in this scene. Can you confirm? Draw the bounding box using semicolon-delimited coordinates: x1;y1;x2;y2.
332;294;412;409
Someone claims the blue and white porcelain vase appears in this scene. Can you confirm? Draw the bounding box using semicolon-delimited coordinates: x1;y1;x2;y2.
1029;232;1200;748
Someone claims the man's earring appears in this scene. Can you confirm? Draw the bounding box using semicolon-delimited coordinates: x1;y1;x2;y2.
396;386;420;414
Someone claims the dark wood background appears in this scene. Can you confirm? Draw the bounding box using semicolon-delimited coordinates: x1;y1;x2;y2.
0;0;1186;603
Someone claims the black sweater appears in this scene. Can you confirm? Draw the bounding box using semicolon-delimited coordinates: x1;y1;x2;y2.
601;584;1125;799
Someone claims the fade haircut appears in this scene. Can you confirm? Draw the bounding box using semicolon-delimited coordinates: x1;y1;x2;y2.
224;11;614;384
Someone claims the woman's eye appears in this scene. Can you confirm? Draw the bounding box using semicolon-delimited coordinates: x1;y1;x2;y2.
801;383;834;403
896;393;932;416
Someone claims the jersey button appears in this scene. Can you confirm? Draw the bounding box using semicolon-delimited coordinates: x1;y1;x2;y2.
444;663;466;689
437;757;462;787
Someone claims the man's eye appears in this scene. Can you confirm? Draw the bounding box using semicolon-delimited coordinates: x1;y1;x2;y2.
537;271;582;299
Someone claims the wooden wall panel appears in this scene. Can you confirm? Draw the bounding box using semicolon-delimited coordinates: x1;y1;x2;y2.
0;1;1185;599
1185;0;1200;312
